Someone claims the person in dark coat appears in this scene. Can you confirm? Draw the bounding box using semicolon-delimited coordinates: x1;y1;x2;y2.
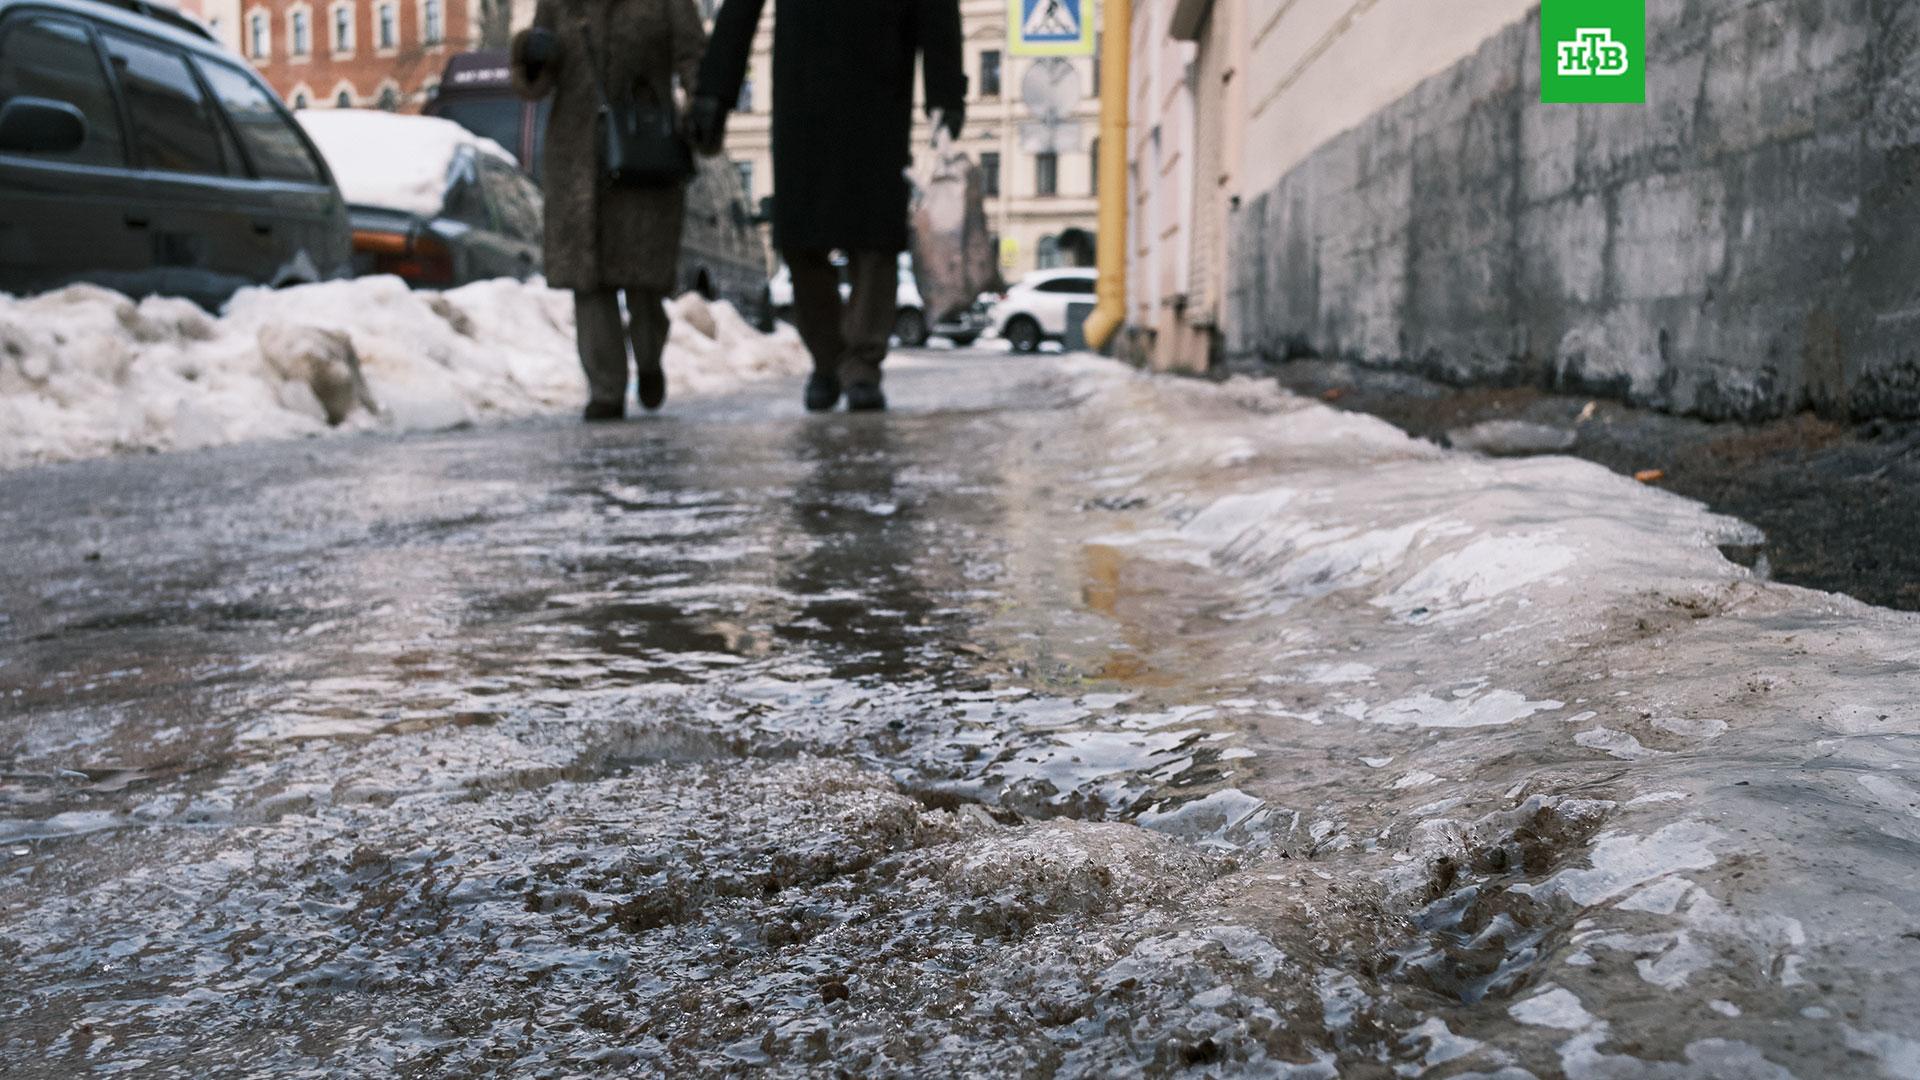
691;0;966;412
511;0;706;419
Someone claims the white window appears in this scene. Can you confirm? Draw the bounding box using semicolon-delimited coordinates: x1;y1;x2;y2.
376;3;396;49
422;0;443;44
248;10;268;58
331;4;352;54
289;9;309;56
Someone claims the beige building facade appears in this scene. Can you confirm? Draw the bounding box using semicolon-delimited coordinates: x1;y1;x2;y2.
714;0;1102;280
1124;0;1534;371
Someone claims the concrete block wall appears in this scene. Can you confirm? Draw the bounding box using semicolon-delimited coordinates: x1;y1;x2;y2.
1226;0;1920;420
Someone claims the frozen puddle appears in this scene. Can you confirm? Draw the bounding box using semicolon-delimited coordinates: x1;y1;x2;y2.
2;355;1918;1075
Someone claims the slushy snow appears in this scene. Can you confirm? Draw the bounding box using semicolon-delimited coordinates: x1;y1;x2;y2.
0;277;808;470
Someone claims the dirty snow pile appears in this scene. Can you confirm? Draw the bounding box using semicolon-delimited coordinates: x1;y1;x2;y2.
0;277;808;469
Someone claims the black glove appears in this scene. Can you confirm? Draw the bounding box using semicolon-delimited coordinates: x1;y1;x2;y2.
521;27;557;80
688;96;729;156
931;101;965;141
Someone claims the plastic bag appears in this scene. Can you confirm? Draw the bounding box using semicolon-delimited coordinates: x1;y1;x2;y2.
909;129;998;325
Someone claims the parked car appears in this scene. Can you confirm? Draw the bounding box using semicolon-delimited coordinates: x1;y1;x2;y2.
0;0;352;307
299;110;542;288
986;267;1098;352
767;252;989;346
425;51;771;325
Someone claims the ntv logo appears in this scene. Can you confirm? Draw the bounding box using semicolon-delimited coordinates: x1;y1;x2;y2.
1556;27;1630;77
1540;1;1644;102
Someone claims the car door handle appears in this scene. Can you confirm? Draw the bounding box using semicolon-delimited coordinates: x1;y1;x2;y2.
124;215;150;229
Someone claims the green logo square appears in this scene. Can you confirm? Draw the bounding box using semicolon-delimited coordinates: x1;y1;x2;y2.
1541;0;1645;103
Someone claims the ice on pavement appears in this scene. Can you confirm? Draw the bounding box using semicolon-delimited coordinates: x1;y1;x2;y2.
2;355;1918;1075
0;277;808;469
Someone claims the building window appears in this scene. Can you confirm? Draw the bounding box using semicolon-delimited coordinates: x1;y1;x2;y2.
289;9;309;56
737;77;753;113
377;2;396;49
336;88;352;107
1037;234;1061;269
293;90;308;108
423;0;443;44
248;10;268;58
1089;136;1098;195
378;85;399;110
980;151;1000;197
332;4;352;54
980;49;1001;97
734;160;753;201
1035;151;1057;197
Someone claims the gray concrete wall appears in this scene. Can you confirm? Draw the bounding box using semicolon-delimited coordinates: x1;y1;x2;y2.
1226;0;1920;420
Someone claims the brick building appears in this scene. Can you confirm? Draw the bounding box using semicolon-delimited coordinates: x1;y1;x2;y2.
177;0;512;112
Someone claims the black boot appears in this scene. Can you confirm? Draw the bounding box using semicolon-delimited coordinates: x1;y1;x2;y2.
637;367;666;412
845;381;887;412
804;372;842;412
583;400;625;422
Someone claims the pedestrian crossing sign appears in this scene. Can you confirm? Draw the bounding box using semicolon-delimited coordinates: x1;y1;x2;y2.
1009;0;1094;56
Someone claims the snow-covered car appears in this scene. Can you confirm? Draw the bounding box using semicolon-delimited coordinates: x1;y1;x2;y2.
986;267;1097;352
767;252;987;347
298;110;543;288
0;0;352;308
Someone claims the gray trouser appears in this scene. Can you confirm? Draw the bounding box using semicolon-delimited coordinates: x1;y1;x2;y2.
575;288;669;406
784;248;896;385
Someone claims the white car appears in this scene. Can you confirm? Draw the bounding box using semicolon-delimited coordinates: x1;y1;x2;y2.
986;267;1098;352
767;254;989;347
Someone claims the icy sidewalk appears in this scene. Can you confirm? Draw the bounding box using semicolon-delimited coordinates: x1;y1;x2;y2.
1;355;1917;1076
0;277;808;470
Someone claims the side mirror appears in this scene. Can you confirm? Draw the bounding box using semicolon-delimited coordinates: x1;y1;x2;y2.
0;96;86;154
754;195;774;226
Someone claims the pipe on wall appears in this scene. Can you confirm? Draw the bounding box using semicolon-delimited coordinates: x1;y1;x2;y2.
1081;0;1130;352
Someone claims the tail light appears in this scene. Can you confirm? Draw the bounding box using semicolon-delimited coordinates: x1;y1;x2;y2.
353;229;455;287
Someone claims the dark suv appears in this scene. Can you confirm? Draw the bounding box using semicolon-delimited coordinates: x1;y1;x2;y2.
0;0;350;308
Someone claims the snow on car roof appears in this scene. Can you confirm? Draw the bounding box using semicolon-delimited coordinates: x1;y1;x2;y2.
297;109;518;217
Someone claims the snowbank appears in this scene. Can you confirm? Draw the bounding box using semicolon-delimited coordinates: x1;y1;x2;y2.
298;110;516;215
0;277;808;470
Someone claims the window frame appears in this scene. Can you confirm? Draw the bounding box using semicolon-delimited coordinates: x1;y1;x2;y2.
330;1;353;57
98;26;243;178
979;150;1000;198
193;52;332;186
979;49;1001;98
246;7;269;60
420;0;443;46
287;4;311;59
375;1;396;53
1034;150;1058;197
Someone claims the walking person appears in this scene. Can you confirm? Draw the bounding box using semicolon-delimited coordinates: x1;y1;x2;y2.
511;0;706;420
690;0;967;412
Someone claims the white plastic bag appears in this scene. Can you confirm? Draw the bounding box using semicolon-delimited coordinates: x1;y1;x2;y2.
909;129;998;325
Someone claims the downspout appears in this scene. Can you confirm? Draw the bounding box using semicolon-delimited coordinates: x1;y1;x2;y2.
1082;0;1130;352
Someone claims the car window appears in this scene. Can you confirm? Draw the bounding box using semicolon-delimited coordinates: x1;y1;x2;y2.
0;16;126;167
196;58;322;183
100;31;229;175
1035;277;1095;294
481;157;540;242
441;150;491;227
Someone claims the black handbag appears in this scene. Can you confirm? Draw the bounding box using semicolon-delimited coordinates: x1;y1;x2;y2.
585;40;692;187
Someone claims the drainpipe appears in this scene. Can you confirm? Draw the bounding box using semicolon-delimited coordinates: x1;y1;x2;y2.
1082;0;1130;352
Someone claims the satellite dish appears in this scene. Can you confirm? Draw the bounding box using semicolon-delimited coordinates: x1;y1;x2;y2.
1020;57;1081;122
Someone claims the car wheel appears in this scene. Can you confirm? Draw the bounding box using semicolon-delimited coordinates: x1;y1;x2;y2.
894;307;929;348
1004;315;1042;353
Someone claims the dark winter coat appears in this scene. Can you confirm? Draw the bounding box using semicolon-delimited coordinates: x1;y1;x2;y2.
698;0;966;254
511;0;705;293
